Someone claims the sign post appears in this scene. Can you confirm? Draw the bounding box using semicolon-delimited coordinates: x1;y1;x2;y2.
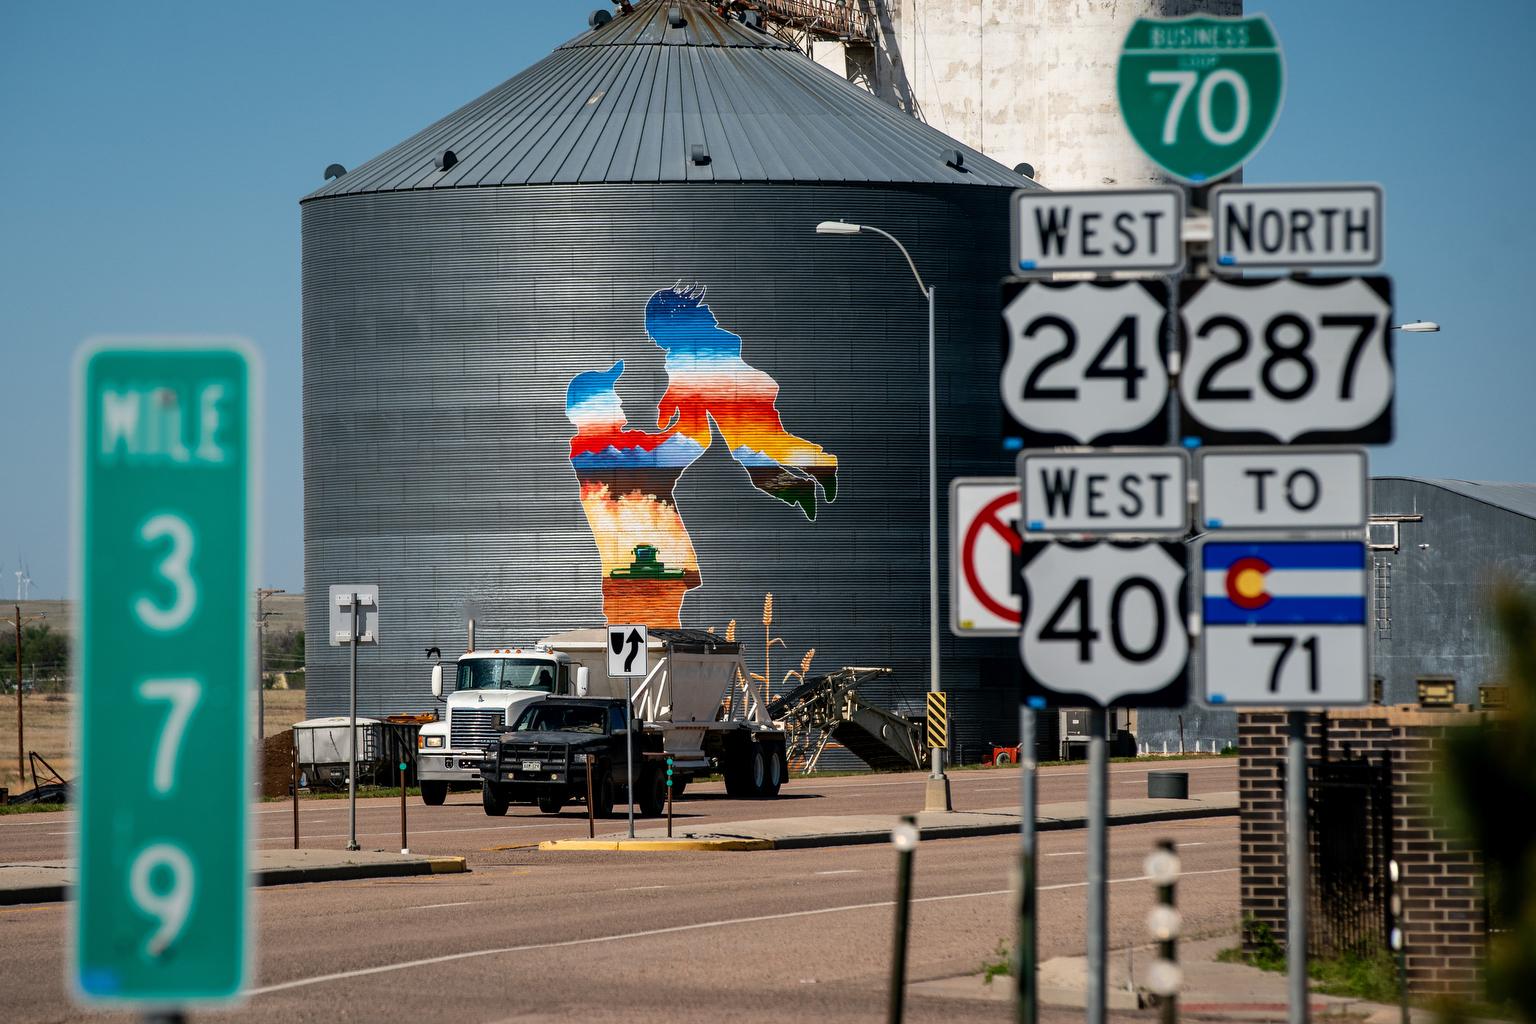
74;340;257;1009
329;586;378;852
608;624;648;840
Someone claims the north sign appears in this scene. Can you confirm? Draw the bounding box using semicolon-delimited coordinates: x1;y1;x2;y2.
949;478;1023;637
1197;537;1368;706
1179;276;1394;446
1211;184;1384;271
1117;15;1285;185
1011;188;1183;275
74;340;256;1006
1018;449;1189;537
1198;448;1368;532
1000;280;1173;447
1017;541;1189;708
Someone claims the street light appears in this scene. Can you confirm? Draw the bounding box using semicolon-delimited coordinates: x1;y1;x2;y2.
1393;321;1440;333
815;220;951;812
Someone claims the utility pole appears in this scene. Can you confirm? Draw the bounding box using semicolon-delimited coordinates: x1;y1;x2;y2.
255;588;286;743
6;605;46;786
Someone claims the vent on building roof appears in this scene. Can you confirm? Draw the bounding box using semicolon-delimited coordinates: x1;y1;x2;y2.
742;10;763;30
691;144;710;166
944;149;966;172
324;163;347;181
589;8;613;28
1014;162;1036;179
668;6;685;28
435;149;458;172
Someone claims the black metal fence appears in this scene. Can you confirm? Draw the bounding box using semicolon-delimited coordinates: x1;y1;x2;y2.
1307;749;1394;958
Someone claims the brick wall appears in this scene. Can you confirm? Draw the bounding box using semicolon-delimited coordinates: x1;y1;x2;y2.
1238;706;1489;997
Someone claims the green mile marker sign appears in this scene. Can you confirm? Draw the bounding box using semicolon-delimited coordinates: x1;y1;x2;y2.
73;340;257;1007
1117;14;1285;184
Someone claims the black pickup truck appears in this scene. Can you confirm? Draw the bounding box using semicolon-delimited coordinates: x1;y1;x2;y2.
480;697;667;817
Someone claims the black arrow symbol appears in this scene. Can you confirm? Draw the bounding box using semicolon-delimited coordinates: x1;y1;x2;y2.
624;628;643;672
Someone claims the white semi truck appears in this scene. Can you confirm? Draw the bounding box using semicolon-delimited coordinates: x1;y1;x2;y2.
415;626;788;805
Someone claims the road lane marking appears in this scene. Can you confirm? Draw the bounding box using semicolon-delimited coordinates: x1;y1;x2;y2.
814;869;862;875
246;868;1237;996
411;901;475;910
1045;851;1084;857
614;885;668;892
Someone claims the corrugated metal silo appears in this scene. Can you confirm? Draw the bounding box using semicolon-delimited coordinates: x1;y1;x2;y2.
301;0;1036;760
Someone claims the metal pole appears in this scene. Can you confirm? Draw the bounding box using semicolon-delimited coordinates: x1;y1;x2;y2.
347;592;360;851
1155;839;1179;1024
14;606;23;784
400;758;408;854
1086;706;1109;1024
625;675;635;840
256;590;265;745
585;758;596;839
1015;702;1037;1024
925;283;952;812
291;740;300;850
1287;710;1310;1024
666;754;674;839
887;815;918;1024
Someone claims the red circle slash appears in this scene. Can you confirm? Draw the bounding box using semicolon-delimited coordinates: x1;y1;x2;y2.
962;492;1023;623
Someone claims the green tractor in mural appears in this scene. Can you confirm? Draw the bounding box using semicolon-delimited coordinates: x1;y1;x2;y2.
609;544;686;581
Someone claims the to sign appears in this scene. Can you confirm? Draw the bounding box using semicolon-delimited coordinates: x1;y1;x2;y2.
607;624;649;678
949;478;1021;637
1000;280;1172;447
1011;188;1183;275
1199;448;1368;531
1211;184;1384;271
1117;14;1285;184
1017;541;1189;708
1179;276;1394;445
75;341;256;1006
1018;449;1188;537
1197;538;1368;706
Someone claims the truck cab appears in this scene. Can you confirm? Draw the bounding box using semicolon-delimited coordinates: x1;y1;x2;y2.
414;647;588;805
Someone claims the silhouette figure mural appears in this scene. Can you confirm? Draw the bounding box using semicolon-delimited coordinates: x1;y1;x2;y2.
565;285;839;627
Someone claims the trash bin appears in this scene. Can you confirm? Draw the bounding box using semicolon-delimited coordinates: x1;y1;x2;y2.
1147;770;1188;799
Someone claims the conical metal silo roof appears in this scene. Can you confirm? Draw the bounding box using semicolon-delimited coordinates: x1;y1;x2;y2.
304;0;1031;198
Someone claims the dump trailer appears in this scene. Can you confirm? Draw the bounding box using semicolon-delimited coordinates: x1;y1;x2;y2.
541;628;788;799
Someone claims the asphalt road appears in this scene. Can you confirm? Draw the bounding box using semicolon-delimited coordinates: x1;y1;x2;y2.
2;760;1237;1023
0;758;1235;864
3;815;1239;1023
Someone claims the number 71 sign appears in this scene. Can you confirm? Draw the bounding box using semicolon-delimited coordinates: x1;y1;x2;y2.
74;341;257;1006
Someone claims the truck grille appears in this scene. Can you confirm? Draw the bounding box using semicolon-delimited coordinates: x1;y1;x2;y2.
451;709;504;750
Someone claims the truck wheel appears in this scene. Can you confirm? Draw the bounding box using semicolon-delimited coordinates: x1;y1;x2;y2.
482;782;510;817
723;742;754;799
591;771;616;819
637;768;667;817
419;780;448;806
760;742;785;798
537;794;564;814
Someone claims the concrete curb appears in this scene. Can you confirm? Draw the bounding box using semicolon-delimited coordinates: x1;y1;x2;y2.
540;838;774;852
539;797;1237;853
0;854;468;906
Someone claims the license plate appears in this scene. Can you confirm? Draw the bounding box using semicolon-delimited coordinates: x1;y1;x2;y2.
521;760;542;772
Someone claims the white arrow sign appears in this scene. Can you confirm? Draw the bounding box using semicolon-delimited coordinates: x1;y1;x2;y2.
1018;541;1189;708
1011;188;1184;275
1001;280;1173;447
1179;276;1394;445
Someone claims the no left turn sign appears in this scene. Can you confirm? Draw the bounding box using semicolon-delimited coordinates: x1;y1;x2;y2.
949;478;1022;636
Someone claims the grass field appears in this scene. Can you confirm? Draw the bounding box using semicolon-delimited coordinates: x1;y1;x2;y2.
1;689;307;793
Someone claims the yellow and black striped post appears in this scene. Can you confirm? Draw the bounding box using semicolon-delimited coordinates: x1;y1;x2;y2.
926;691;948;750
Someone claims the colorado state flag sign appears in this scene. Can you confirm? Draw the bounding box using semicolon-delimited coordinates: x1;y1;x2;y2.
1202;541;1367;626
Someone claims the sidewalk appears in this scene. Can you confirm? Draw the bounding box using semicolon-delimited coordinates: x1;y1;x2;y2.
541;790;1237;852
0;848;468;906
912;934;1476;1023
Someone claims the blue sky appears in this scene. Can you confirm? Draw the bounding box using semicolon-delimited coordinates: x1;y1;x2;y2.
2;2;1533;597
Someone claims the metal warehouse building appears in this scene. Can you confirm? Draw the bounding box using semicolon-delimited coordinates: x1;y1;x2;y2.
301;0;1036;754
1369;477;1536;704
